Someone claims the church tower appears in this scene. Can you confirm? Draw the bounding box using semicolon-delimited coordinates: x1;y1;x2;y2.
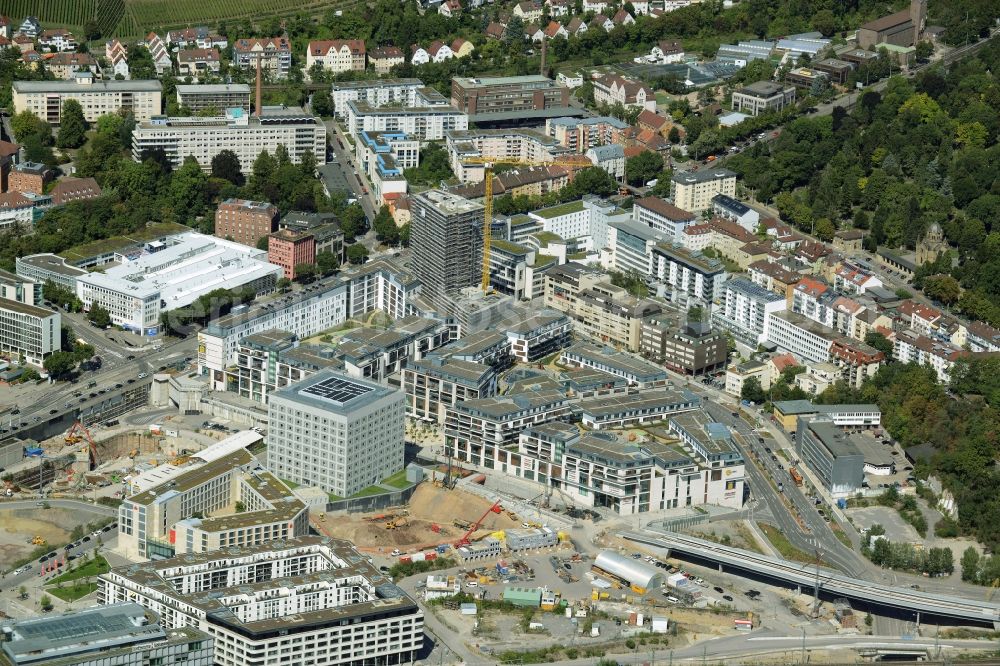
909;0;927;42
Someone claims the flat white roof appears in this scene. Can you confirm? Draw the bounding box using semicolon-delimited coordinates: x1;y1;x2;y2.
78;233;281;307
195;430;264;463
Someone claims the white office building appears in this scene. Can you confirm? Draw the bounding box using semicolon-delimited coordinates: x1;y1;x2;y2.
76;233;281;335
0;297;60;366
12;75;162;123
345;99;468;141
765;310;835;364
99;537;424;666
268;370;405;497
131;106;327;173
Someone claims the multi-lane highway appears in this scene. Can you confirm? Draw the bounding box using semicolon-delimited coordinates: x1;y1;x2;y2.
622;530;1000;628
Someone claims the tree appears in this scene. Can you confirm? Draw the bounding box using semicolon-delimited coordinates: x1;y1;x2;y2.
625;150;664;186
276;277;292;292
294;263;318;283
56;99;89;149
668;126;681;144
922;274;961;306
961;546;981;583
11;110;51;145
741;377;766;404
39;594;52;611
17;586;26;600
86;305;111;329
83;19;102;41
44;351;77;379
312;90;334;117
346;243;369;264
864;331;893;360
340;205;367;241
811;9;837;37
169;156;208;222
915;40;934;61
372;205;399;245
316;251;340;275
256;236;269;251
210;149;244;185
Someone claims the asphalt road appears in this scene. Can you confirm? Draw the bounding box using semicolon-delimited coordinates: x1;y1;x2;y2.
322;118;378;220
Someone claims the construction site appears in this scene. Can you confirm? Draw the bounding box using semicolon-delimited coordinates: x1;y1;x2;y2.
312;483;534;553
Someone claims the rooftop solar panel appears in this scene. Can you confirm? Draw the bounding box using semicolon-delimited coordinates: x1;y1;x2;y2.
299;375;375;405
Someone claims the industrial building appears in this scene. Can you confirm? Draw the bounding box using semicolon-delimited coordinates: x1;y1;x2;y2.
593;550;664;593
268;370;405;497
99;537;424;666
795;417;865;496
131;106;327;173
75;233;281;335
117;433;307;560
0;604;213;666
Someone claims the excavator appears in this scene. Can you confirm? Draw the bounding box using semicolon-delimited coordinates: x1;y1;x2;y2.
65;421;98;470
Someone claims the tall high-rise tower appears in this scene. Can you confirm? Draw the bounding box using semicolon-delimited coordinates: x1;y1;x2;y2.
410;190;484;307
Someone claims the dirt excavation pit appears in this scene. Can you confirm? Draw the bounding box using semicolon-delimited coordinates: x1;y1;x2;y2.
314;484;522;552
0;507;89;563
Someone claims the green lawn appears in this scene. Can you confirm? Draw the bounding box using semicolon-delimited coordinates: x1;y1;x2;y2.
280;477;301;490
757;523;826;565
47;556;109;586
350;485;389;498
382;469;412;490
47;582;98;602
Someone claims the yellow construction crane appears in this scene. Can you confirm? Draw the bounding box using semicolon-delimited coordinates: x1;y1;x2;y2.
462;156;592;292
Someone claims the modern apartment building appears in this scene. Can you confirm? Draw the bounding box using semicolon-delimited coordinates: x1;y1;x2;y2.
640;314;728;376
444;386;574;469
176;48;221;79
731;80;797;116
0;604;214;666
12;75;163;123
268;370;404;497
355;130;419;203
505;311;573;362
99;537;424;666
198;277;349;388
118;435;307;560
176;83;251;113
0;297;60;366
607;219;665;276
336;316;451;382
410;190;484;308
577;390;699;430
670;169;737;213
132;107;326;173
544;263;662;352
214;198;279;247
330;78;424;118
76;233;281;335
268;228;316;280
403;355;498;423
446;128;573;183
344;259;423;320
228;330;342;403
0;269;42;306
233;36;292;79
650;242;727;306
633;197;697;242
306;39;366;73
765;310;836;364
451;75;572;123
713;277;787;344
560;342;668;388
344;97;468;141
545;116;629;153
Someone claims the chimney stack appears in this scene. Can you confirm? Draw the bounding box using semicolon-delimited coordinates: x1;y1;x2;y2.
255;53;262;117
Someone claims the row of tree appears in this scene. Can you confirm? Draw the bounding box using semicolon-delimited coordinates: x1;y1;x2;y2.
862;525;954;576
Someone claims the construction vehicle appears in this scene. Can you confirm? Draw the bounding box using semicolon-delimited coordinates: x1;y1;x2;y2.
453;519;472;530
172;455;190;466
366;513;394;523
385;517;409;530
462;156;593;292
65;421;98;470
30;536;45;545
507;510;518;521
454;500;503;548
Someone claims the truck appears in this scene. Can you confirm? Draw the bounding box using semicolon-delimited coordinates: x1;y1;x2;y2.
789;468;803;486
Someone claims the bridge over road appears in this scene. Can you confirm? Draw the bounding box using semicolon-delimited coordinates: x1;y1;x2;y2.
621;530;1000;629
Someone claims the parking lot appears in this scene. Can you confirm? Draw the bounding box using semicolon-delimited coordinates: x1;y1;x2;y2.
847;506;920;543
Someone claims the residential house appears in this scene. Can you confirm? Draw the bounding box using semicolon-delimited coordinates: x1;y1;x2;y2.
590;14;615;31
585;144;625;180
897;299;941;336
46;52;99;80
583;0;609;12
368;46;405;73
18;16;41;39
0;15;11;40
306;40;366;74
514;1;544;21
566;17;588;36
633;197;696;242
612;9;635;25
485;22;507;39
631;0;651;14
439;0;462;16
168;27;228;49
894;329;961;383
592;74;655;112
636;110;672;136
748;259;801;295
833;229;865;252
51;177;102;205
105;39;129;79
144;32;173;75
428;41;455;62
38;28;76;52
834;262;882;294
451;38;475;58
410;45;430;65
234;36;292;79
524;24;544;42
177;48;221;80
544;21;568;39
546;0;571;16
12;35;33;53
967;321;1000;353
